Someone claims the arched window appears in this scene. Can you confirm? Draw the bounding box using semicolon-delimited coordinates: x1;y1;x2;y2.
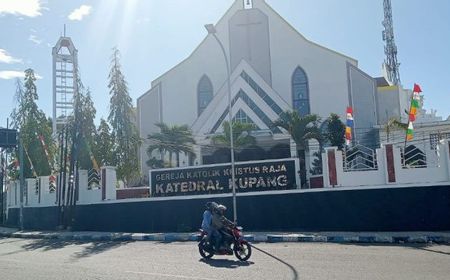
292;67;310;116
197;75;213;116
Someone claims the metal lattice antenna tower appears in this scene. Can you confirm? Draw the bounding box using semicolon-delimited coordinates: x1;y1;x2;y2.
52;29;78;137
382;0;401;85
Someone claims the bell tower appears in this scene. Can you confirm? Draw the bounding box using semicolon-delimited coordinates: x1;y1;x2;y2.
52;29;79;136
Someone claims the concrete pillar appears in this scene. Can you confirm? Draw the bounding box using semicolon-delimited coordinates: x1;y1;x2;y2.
101;166;117;201
325;147;338;187
383;144;396;184
77;170;88;204
442;139;450;181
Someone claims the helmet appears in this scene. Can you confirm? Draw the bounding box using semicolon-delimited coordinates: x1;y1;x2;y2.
206;202;218;211
217;204;227;213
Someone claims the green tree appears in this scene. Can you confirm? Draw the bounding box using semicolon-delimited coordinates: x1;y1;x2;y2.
107;48;140;184
210;121;256;151
16;69;54;178
273;111;322;187
325;113;346;150
76;86;97;170
10;78;24;129
94;119;114;167
147;123;196;168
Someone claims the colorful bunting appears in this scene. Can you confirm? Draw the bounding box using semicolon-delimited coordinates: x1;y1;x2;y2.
406;83;422;141
406;122;414;141
345;107;354;145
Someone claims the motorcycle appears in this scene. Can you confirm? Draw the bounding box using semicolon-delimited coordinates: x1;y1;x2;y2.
198;225;252;261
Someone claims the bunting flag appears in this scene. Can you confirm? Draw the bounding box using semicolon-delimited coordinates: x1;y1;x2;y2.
406;83;422;141
36;132;53;171
345;107;354;145
406;122;414;141
23;145;38;178
408;83;422;122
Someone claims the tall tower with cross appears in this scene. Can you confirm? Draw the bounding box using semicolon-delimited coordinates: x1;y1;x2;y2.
52;28;79;137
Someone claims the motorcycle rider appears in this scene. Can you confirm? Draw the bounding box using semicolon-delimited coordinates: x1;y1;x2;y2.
201;202;220;251
211;204;234;252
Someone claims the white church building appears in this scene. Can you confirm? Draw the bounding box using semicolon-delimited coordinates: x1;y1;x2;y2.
137;0;385;175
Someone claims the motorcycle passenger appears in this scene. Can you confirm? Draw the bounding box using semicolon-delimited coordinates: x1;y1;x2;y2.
201;202;220;251
212;204;234;251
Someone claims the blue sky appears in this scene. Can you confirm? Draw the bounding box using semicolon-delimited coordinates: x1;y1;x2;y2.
0;0;449;128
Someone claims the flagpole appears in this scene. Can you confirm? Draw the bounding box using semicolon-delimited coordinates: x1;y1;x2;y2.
404;84;421;149
404;90;414;150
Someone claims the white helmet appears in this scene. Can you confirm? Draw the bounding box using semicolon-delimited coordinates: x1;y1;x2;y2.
217;204;227;213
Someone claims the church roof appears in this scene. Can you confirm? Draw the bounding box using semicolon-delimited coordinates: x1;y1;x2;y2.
149;0;357;89
191;59;291;137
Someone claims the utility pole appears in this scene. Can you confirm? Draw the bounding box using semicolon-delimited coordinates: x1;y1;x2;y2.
19;136;24;230
382;0;401;85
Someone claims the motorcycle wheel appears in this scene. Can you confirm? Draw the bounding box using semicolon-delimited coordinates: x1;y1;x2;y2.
198;239;214;259
233;241;252;261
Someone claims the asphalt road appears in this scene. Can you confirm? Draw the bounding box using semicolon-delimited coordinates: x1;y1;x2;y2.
0;237;449;280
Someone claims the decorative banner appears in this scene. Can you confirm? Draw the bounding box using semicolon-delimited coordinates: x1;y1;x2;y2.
345;107;354;146
149;159;299;197
406;83;422;141
406;122;414;141
23;145;38;178
35;132;54;173
49;175;57;193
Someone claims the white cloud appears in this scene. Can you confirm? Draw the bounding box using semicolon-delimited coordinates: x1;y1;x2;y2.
0;0;43;17
0;49;23;64
68;5;92;21
0;70;43;80
29;34;42;45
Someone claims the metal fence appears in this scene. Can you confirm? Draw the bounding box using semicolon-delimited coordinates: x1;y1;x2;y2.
343;144;378;172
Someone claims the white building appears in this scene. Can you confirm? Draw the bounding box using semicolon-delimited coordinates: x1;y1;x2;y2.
137;0;385;176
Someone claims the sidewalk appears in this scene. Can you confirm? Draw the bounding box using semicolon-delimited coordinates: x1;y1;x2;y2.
1;226;449;244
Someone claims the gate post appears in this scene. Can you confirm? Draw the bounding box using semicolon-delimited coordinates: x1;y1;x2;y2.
324;147;338;187
383;144;396;184
101;167;117;201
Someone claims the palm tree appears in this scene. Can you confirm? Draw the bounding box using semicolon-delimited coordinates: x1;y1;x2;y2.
273;111;322;187
384;117;408;142
147;123;196;168
273;111;322;152
210;121;257;152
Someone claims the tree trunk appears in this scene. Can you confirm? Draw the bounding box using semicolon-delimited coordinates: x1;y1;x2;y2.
297;149;307;189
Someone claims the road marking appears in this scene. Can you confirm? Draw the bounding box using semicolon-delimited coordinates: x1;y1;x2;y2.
126;271;217;280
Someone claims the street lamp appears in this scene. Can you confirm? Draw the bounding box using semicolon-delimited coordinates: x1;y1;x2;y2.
204;24;238;223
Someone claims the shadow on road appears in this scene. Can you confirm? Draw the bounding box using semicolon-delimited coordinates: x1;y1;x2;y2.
72;240;133;259
251;244;299;280
199;258;254;268
336;242;450;256
415;246;450;256
6;238;134;259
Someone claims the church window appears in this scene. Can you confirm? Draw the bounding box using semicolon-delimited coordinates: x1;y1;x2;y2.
233;109;256;126
197;75;213;116
292;67;310;116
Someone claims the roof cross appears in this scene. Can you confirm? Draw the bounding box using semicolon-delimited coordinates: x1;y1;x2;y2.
244;0;253;9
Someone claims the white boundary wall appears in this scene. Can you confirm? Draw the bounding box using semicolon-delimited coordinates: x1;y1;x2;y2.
323;140;450;188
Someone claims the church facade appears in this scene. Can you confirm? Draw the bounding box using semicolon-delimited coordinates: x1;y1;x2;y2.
137;0;380;175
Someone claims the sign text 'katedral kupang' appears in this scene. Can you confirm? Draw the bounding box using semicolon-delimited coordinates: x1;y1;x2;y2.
149;159;298;197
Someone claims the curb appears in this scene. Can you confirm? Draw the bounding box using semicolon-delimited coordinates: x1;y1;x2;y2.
1;231;449;244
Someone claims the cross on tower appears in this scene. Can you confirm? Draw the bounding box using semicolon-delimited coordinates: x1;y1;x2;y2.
244;0;253;9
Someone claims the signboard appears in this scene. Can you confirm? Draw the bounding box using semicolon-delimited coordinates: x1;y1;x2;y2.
149;158;299;197
0;129;18;148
